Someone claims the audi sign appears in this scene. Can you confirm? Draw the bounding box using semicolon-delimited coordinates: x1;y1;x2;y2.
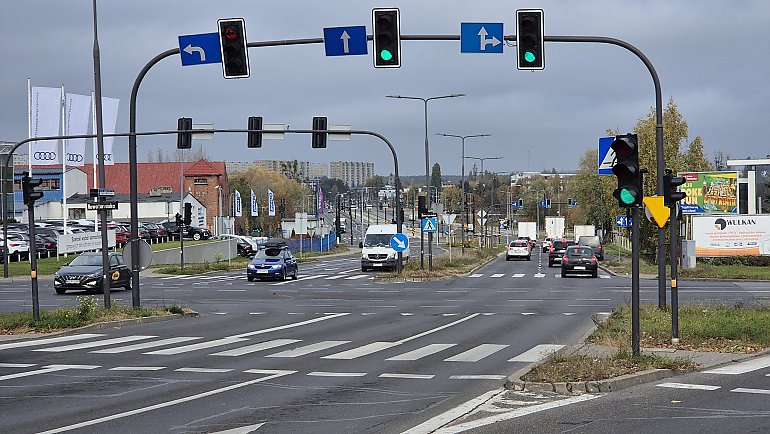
33;151;57;161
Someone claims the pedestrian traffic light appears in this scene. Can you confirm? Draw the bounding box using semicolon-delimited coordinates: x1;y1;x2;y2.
516;9;544;70
312;116;327;148
663;170;687;207
184;203;192;226
177;117;192;149
247;116;263;148
611;133;642;208
372;8;401;68
175;213;183;227
21;172;44;205
218;18;250;79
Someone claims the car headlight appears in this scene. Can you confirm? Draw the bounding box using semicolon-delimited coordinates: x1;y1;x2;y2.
387;252;395;259
271;264;283;269
247;264;256;270
89;271;102;278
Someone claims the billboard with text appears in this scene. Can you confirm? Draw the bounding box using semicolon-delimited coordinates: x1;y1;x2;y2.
678;171;738;214
693;215;770;257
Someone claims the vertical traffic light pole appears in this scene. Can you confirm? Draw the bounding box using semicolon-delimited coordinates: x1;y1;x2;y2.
631;206;641;356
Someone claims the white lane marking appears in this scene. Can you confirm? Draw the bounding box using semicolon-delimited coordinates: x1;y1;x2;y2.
508;344;565;362
307;371;367;377
521;312;536;316
599;275;611;279
109;366;165;371
211;339;301;357
0;366;70;381
198;276;225;280
33;336;156;352
657;382;720;390
533;273;545;278
424;393;601;434
562;312;577;316
38;370;295;434
249;312;266;315
339;268;358;274
387;344;457;361
0;363;36;368
512;273;525;278
160;275;189;280
265;340;350;358
402;390;502;434
208;422;265;434
469;274;483;278
0;333;105;351
271;275;326;286
449;375;506;380
396;313;481;344
44;364;100;369
91;337;201;354
400;313;414;316
379;373;435;380
212;312;228;315
228;312;350;339
178;275;202;280
343;275;367;280
731;387;770;395
175;367;233;373
321;342;399;360
702;355;770;375
490;274;505;278
325;275;346;280
144;337;249;355
444;344;509;362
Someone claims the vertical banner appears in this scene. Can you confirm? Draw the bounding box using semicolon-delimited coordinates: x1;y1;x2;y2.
268;189;276;216
317;187;325;218
30;86;62;165
63;93;92;167
234;190;242;217
250;189;258;216
93;96;120;165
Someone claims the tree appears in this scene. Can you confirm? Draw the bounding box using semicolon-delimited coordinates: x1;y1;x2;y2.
231;168;310;237
431;163;442;192
365;175;385;190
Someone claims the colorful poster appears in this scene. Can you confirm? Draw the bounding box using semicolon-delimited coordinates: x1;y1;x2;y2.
678;171;738;214
693;215;770;257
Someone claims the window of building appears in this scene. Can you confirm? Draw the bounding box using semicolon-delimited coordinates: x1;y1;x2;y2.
193;178;208;185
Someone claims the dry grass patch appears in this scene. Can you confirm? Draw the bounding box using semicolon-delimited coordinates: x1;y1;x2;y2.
379;246;504;279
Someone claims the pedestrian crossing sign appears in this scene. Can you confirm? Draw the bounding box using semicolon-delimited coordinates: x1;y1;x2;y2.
422;217;437;233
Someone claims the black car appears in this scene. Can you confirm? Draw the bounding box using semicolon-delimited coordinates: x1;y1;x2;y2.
53;252;131;294
577;235;604;260
161;222;211;241
561;245;598;278
547;238;571;267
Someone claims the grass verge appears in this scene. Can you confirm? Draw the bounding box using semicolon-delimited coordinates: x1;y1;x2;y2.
153;256;249;275
149;239;215;251
379;246;505;280
523;303;768;383
0;295;191;334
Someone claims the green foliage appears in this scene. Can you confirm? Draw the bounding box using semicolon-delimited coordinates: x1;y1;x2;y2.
430;163;442;192
365;175;386;190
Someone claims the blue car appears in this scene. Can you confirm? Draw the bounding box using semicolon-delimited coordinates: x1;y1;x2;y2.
246;244;298;281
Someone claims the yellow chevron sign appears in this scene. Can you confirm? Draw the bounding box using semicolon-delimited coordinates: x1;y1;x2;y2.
643;196;670;228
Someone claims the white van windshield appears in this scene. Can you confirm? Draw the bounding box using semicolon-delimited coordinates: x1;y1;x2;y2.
364;234;392;247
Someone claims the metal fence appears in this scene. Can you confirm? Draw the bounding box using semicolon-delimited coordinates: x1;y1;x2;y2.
285;231;337;253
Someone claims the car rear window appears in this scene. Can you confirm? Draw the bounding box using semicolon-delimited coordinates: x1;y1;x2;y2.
578;236;601;246
552;240;569;249
511;240;528;247
568;247;593;256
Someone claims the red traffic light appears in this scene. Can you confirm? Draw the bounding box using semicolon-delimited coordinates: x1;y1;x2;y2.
224;26;239;40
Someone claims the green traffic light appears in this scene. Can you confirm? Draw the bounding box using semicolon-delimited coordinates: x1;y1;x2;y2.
524;51;536;63
380;49;393;61
619;188;636;205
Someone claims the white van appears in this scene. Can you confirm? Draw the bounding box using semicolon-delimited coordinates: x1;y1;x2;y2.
360;224;409;271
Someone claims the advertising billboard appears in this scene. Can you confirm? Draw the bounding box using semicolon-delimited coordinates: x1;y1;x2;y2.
677;171;738;214
693;215;770;257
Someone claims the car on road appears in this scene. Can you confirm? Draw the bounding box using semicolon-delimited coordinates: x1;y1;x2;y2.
220;234;259;257
561;245;598;278
577;235;604;260
542;237;554;253
161;222;212;241
506;239;531;261
246;240;298;281
547;238;571;267
53;252;131;294
517;236;537;250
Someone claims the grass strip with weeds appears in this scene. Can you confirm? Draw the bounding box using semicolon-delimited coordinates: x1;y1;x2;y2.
153;256;249;275
379;246;505;280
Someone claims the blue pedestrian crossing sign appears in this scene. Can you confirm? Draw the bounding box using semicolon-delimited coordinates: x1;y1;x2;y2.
422;217;438;233
598;136;616;175
390;233;409;252
323;26;367;56
178;33;222;66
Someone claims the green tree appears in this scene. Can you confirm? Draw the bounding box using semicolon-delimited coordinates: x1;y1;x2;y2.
431;163;442;192
365;175;385;190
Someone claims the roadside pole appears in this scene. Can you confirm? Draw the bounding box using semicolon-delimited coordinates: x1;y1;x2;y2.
670;197;680;343
631;206;641;357
27;201;40;321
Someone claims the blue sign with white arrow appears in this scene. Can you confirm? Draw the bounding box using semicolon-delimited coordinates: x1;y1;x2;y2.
324;26;367;56
460;23;503;53
616;215;633;227
178;33;222;66
390;233;409;252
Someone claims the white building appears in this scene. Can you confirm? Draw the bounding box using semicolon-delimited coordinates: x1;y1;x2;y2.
330;161;375;188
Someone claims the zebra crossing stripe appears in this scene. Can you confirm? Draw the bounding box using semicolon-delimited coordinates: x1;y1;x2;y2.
266;340;350;358
325;275;347;280
469;274;483;278
91;337;202;354
211;339;301;357
703;354;770;375
533;273;545;278
144;337;249;355
0;333;105;351
512;273;525;278
731;388;770;395
657;382;720;390
449;375;506;380
508;344;564;362
344;275;367;280
322;342;399;360
380;373;435;380
386;344;457;361
444;344;509;362
271;275;327;286
490;274;505;278
33;336;157;352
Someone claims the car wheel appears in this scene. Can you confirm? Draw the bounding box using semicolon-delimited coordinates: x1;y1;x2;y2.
592;270;598;278
247;275;255;282
55;287;66;295
505;257;510;261
527;255;531;261
561;271;567;278
292;269;298;280
281;269;287;281
548;261;553;267
192;232;201;241
361;266;367;272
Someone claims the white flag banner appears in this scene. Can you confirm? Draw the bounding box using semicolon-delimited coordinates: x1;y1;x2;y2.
93;96;120;165
234;190;242;217
250;189;258;217
63;93;92;167
30;86;62;165
268;189;276;216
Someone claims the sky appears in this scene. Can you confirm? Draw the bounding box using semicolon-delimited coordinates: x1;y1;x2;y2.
1;0;769;177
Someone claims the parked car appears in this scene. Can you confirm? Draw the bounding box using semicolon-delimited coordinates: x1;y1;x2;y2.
220;234;258;257
0;234;29;258
542;237;554;253
246;240;298;281
53;252;131;294
160;222;211;241
108;224;130;244
561;245;598;278
577;235;604;261
547;238;571;267
506;239;531;261
37;234;57;254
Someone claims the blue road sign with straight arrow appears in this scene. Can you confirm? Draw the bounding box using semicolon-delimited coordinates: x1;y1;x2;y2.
324;26;367;56
178;33;222;66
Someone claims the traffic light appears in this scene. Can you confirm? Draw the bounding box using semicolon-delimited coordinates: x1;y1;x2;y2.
611;133;642;208
372;8;401;68
417;193;428;219
663;170;687;207
248;116;263;148
175;213;183;227
516;9;544;70
545;198;551;208
21;172;43;205
184;203;192;226
312;116;327;148
218;18;250;79
177;117;192;149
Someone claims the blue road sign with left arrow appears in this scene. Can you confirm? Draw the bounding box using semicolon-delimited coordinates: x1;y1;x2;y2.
390;233;409;252
179;33;222;66
460;23;503;53
324;26;367;56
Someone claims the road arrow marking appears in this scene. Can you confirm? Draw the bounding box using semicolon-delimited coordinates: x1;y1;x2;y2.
340;31;350;53
478;27;501;51
183;44;206;61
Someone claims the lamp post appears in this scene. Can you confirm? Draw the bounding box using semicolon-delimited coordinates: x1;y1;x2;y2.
214;185;223;237
387;93;465;269
436;133;490;255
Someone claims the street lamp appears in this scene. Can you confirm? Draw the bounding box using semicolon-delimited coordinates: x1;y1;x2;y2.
436;133;491;254
214;185;223;236
387;93;465;269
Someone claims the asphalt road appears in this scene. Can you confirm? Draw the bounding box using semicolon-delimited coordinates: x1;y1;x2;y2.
0;249;768;433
